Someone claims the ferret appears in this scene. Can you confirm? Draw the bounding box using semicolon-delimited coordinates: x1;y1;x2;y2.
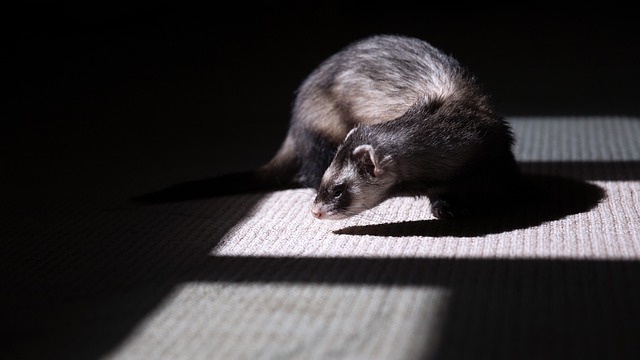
138;34;521;220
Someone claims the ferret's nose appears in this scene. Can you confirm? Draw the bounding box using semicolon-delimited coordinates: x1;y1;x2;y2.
311;204;323;219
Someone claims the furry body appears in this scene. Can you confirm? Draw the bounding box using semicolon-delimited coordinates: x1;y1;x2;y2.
258;34;520;219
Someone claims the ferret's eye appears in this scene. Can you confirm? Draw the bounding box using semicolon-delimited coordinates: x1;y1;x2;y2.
332;184;345;198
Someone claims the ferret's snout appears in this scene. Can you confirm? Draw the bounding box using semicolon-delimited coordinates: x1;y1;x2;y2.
310;203;324;219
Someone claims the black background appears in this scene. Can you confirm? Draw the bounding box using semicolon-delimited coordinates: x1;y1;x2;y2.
8;3;639;179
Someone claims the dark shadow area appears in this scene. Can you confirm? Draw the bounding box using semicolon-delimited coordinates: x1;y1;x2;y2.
335;172;606;237
1;194;266;360
131;171;300;204
192;256;640;359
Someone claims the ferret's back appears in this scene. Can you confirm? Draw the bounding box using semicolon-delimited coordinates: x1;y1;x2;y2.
294;35;467;127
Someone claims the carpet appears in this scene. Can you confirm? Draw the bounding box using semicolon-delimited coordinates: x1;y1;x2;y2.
2;117;639;359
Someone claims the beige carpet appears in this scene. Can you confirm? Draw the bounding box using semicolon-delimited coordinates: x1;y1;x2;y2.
3;117;639;359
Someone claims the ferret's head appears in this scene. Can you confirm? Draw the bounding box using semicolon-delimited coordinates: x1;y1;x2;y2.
311;130;397;220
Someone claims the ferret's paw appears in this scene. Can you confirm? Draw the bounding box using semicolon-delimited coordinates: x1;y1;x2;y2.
431;200;456;220
431;199;472;219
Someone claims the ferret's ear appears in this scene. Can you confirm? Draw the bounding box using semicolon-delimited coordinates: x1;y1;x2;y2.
352;144;384;177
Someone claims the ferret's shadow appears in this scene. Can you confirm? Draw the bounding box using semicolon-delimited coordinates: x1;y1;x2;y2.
131;171;294;204
334;174;606;237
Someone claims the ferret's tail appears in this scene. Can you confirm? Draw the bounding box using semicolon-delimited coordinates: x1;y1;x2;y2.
132;135;301;204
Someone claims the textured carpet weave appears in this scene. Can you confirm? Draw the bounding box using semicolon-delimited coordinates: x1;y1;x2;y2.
2;117;639;360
